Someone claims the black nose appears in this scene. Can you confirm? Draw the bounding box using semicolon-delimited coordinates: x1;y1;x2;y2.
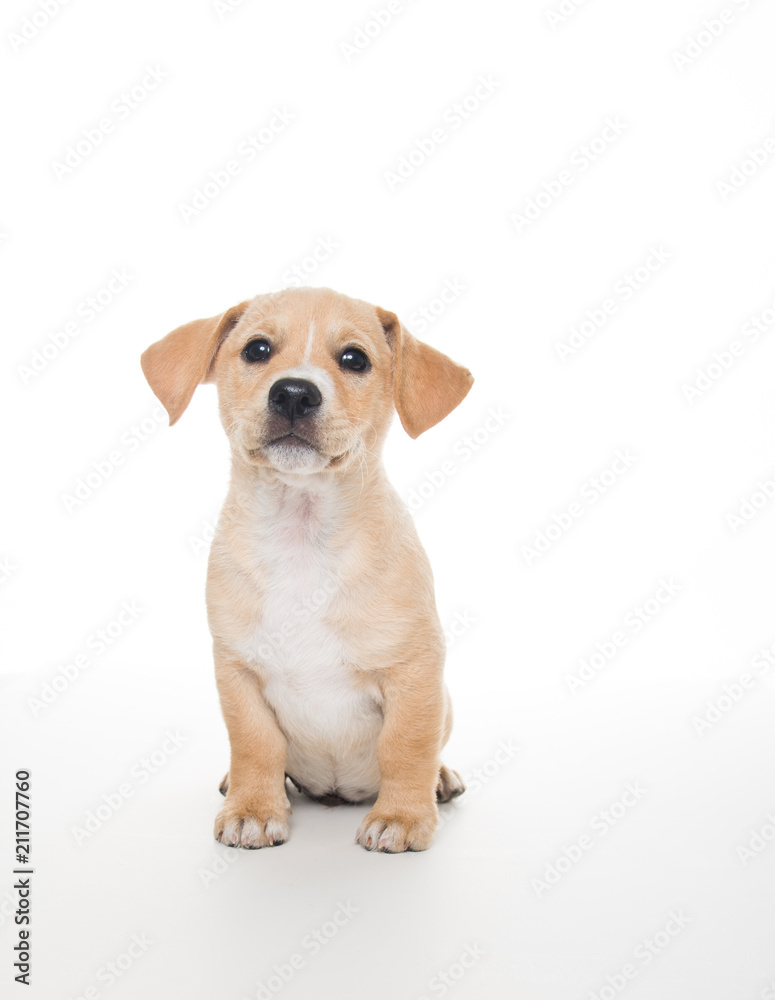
268;378;322;421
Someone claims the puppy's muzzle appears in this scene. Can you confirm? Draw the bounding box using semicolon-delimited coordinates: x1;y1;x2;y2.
268;378;322;422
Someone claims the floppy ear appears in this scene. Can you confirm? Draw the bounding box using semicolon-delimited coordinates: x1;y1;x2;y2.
140;301;249;425
376;308;473;439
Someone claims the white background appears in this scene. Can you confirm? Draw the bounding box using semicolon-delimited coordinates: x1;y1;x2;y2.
3;0;775;997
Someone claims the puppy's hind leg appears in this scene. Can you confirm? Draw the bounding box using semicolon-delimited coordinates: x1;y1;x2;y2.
436;688;465;802
436;764;465;803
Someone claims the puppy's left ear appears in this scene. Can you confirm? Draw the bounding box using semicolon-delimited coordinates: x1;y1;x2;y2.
377;308;473;439
141;301;249;425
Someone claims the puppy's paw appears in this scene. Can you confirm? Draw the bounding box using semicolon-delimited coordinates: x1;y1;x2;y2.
214;802;289;849
436;764;465;803
355;805;438;853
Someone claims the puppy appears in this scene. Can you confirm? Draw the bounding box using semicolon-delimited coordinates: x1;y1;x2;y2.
141;287;473;852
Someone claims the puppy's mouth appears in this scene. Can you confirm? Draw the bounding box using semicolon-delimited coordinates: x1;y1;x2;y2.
247;432;318;457
265;432;319;452
247;433;348;468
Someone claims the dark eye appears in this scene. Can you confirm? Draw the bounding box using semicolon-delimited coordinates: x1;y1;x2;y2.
242;339;271;363
340;347;370;372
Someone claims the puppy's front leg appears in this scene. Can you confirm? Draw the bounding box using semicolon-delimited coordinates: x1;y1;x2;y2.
213;648;291;849
356;664;444;853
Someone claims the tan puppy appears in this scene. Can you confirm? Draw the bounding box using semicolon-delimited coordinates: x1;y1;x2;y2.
141;287;473;852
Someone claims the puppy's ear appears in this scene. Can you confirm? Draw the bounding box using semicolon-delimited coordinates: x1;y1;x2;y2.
377;308;473;439
141;301;249;425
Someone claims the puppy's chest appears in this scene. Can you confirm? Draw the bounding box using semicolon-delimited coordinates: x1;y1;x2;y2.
235;495;354;683
251;558;346;678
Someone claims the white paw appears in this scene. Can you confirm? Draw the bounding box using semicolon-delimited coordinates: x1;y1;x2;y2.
355;806;437;853
214;803;289;849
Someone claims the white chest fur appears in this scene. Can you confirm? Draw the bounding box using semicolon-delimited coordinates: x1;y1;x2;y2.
233;482;383;801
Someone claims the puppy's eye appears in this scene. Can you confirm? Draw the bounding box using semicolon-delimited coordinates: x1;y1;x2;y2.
242;339;271;363
339;347;370;372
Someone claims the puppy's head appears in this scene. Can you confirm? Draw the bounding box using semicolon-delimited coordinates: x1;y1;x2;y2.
141;287;473;475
